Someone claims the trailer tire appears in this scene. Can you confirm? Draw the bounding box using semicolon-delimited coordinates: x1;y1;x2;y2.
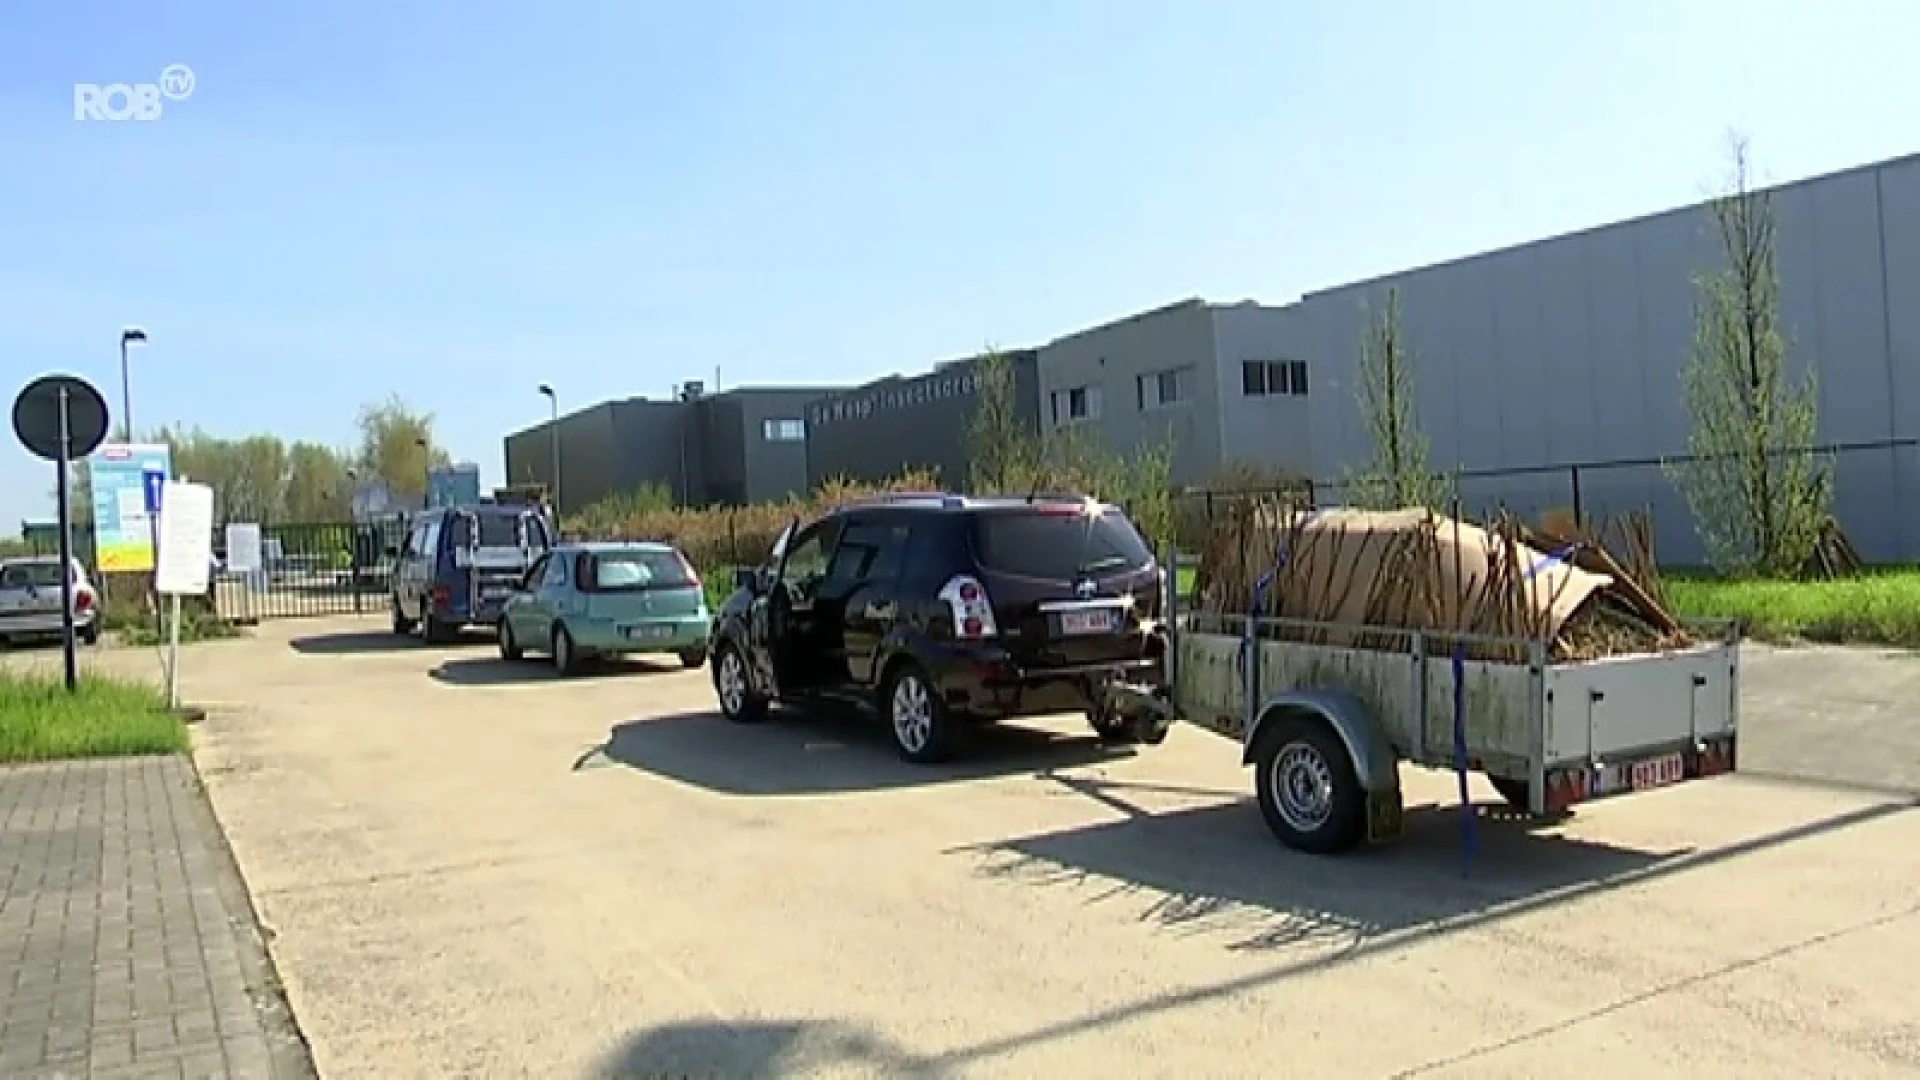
1251;714;1366;855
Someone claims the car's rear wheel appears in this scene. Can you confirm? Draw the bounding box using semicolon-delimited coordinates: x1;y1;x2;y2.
884;663;955;764
677;645;708;669
551;625;582;675
498;619;524;661
422;614;455;644
713;643;766;723
391;598;416;636
80;622;99;646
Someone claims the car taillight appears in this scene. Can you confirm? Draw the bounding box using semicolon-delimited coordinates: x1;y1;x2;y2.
937;574;997;639
74;589;95;614
430;585;450;607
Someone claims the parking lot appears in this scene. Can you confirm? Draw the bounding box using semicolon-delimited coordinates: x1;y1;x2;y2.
51;620;1920;1078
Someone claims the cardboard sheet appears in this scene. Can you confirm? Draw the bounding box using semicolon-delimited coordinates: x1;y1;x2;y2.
1223;507;1614;642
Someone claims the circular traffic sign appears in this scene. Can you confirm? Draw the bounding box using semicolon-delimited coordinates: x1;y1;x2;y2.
12;374;110;462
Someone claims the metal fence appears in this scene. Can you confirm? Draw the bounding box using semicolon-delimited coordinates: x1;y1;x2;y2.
1174;437;1920;566
210;520;405;621
24;518;405;621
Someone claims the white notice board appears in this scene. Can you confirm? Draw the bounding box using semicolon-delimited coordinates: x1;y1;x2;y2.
225;523;263;574
155;482;215;596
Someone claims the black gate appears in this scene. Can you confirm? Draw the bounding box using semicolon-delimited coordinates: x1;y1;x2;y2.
212;520;404;621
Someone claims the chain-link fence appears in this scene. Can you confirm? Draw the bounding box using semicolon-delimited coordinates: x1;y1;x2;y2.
1173;438;1920;567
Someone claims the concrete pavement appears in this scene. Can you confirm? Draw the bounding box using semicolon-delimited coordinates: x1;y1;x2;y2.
135;618;1920;1078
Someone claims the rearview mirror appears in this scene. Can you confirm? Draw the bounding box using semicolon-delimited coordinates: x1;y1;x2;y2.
732;567;759;593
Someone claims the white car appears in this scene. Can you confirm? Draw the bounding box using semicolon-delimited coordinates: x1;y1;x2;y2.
0;556;100;645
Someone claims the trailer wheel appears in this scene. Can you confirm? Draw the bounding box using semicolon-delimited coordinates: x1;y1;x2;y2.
1251;714;1366;855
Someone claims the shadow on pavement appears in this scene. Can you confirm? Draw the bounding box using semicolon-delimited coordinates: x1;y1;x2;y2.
917;793;1920;1072
948;769;1682;954
286;630;470;655
595;1019;941;1079
430;655;683;686
593;709;1139;795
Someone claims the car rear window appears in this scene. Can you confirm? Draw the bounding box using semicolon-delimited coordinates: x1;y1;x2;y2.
970;508;1153;580
1;561;70;588
587;549;694;590
445;513;524;549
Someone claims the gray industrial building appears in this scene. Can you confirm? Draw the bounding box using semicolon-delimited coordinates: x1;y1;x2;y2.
503;385;835;514
1035;299;1314;489
1040;152;1920;563
804;349;1042;490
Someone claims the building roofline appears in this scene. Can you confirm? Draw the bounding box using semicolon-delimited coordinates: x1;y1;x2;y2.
819;347;1038;401
1303;150;1920;301
1041;297;1208;347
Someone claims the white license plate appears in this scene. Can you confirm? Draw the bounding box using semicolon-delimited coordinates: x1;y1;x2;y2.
624;624;672;641
1629;752;1686;791
1058;609;1117;636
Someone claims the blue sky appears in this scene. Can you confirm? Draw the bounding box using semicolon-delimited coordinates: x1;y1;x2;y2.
3;1;1916;527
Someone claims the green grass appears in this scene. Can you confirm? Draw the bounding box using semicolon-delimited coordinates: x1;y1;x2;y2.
1663;569;1920;647
0;668;189;763
117;611;244;647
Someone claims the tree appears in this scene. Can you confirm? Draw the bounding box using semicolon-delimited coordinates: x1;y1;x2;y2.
354;395;451;509
967;348;1041;494
963;348;1175;552
1347;287;1449;510
1669;136;1829;577
283;442;355;521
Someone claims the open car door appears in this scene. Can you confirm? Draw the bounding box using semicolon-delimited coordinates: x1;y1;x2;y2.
518;509;552;560
746;517;798;699
446;508;481;615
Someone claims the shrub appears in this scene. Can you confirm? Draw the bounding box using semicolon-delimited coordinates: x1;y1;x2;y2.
567;469;943;570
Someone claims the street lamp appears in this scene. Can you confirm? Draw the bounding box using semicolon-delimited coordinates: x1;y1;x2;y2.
118;328;147;441
537;384;560;516
414;437;430;509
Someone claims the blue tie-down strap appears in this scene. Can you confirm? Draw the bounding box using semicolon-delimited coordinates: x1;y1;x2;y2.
1239;510;1321;677
1523;542;1582;582
1451;642;1478;868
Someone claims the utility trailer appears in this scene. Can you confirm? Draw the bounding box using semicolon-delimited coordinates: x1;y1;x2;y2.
1108;609;1740;855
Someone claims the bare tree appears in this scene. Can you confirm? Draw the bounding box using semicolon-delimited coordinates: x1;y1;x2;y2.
964;348;1175;551
1669;136;1828;576
966;348;1040;494
1348;287;1449;509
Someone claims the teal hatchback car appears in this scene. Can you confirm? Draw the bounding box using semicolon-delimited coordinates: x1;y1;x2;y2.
496;542;712;675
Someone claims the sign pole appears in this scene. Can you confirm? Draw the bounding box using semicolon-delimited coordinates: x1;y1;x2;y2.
54;387;78;692
166;591;182;708
12;373;111;695
152;480;214;712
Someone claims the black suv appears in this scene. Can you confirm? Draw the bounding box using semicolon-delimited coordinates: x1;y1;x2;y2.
707;494;1172;762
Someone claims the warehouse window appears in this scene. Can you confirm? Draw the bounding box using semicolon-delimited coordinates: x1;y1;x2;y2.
1242;359;1308;397
1136;366;1193;410
1048;384;1102;425
761;418;806;442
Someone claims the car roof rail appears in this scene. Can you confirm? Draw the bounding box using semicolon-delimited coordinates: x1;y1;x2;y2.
839;490;952;507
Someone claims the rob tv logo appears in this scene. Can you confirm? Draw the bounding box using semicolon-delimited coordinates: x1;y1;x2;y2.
74;64;195;121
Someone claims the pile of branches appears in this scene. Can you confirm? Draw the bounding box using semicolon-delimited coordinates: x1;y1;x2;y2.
1196;499;1690;663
